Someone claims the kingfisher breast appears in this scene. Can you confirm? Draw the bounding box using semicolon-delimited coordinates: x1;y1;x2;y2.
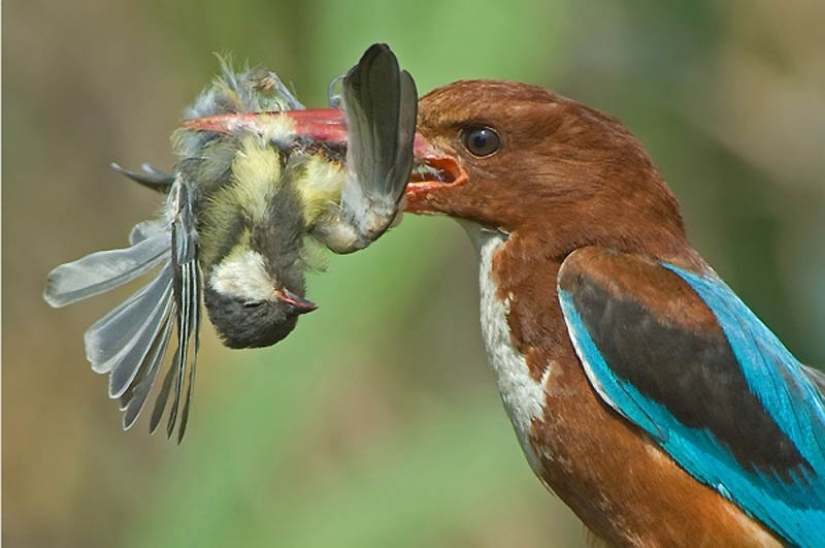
459;224;788;546
464;222;549;472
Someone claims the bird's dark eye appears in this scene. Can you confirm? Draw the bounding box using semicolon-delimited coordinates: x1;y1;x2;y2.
243;300;263;308
461;127;500;157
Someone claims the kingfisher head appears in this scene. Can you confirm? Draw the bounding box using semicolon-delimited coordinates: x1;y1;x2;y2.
403;80;690;261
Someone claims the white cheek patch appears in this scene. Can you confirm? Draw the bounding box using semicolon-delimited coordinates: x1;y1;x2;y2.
208;249;274;302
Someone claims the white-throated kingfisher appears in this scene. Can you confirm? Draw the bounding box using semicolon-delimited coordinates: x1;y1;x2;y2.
403;80;825;547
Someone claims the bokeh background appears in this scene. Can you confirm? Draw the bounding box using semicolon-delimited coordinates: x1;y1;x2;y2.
5;1;825;547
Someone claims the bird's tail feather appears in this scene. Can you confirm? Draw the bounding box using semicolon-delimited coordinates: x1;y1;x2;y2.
43;232;170;308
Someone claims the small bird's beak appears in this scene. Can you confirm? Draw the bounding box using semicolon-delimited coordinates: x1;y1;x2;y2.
274;288;317;314
180;109;467;213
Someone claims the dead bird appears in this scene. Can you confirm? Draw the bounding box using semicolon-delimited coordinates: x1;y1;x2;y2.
43;44;417;441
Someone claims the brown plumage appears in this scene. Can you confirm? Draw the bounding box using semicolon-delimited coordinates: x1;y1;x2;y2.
405;80;781;546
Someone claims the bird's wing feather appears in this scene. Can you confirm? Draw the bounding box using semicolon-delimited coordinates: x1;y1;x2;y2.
43;232;169;308
803;365;825;399
111;162;175;192
340;43;417;234
390;69;417;202
342;43;401;198
557;247;825;546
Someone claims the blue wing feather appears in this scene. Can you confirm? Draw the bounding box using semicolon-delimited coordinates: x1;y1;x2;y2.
559;257;825;546
667;266;825;466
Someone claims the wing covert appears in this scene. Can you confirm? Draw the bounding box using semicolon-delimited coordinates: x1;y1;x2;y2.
557;247;825;546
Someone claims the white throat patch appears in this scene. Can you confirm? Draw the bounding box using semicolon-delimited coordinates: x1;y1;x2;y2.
462;223;548;470
208;249;274;302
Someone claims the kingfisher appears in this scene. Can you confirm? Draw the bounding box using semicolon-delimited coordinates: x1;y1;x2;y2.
402;80;825;547
184;79;825;546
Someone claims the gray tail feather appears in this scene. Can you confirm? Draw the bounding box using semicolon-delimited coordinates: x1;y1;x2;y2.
80;262;180;434
120;311;174;430
84;264;172;373
129;219;168;245
44;232;170;308
105;272;175;398
44;175;202;440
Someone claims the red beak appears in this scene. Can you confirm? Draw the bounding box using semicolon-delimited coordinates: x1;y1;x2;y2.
180;109;350;144
180;109;466;213
273;288;317;314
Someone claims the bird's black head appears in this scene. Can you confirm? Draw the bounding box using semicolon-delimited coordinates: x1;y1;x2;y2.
201;244;316;349
203;285;314;348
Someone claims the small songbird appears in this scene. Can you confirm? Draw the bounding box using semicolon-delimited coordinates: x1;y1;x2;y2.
256;80;825;545
43;44;416;440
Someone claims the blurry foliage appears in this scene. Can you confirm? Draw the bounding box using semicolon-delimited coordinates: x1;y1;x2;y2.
4;1;825;547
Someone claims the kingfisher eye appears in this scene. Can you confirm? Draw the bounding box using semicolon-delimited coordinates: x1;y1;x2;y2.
461;127;500;157
243;300;263;308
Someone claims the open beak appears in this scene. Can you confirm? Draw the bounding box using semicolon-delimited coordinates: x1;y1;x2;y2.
405;139;467;213
180;109;467;213
274;288;317;314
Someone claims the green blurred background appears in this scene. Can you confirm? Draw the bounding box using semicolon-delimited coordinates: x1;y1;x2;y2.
5;1;825;546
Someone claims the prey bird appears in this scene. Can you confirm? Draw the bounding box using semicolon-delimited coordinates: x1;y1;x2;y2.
43;44;416;441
